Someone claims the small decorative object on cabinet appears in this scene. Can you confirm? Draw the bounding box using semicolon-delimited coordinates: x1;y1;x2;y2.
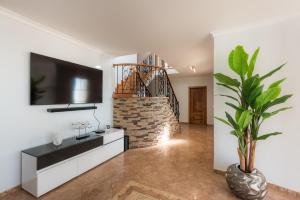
214;45;292;200
51;132;63;146
72;121;92;140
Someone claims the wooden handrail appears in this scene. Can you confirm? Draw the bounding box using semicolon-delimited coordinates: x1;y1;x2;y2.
113;63;161;69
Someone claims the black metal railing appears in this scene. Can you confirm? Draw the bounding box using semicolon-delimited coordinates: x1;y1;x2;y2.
113;63;179;120
136;72;152;97
160;68;180;120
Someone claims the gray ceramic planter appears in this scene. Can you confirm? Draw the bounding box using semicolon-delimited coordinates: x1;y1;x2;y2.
225;164;267;200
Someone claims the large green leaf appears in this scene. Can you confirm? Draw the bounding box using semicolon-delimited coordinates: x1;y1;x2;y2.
219;95;240;103
256;132;282;140
241;52;249;77
248;85;264;107
237;110;252;129
242;75;260;94
225;102;243;112
214;116;232;127
230;130;238;137
235;109;242;122
214;73;240;87
255;87;281;108
234;46;249;77
269;78;286;88
268;94;292;107
260;63;285;80
262;107;292;119
226;112;239;130
216;83;239;94
242;75;261;104
228;46;249;77
248;48;260;78
261;94;292;112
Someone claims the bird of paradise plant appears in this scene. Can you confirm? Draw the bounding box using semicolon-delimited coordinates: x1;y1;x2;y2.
214;45;292;173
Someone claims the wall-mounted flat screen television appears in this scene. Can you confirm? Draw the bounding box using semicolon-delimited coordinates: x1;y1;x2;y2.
30;53;103;105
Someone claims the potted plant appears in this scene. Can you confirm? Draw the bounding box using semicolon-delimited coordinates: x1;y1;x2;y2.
214;45;292;200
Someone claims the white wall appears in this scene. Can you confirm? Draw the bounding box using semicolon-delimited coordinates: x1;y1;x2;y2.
213;17;300;192
0;10;114;192
170;76;213;125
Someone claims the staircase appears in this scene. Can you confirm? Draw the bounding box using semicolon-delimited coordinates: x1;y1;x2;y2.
113;64;153;98
113;63;179;119
113;62;180;148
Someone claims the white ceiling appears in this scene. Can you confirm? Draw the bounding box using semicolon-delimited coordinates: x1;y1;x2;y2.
0;0;300;77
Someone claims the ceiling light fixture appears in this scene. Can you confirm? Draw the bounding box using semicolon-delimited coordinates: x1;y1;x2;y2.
190;65;196;73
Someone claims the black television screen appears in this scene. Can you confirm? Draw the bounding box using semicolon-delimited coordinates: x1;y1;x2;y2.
30;53;103;105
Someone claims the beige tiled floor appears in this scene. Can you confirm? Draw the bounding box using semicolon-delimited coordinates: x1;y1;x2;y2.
124;191;157;200
1;124;299;200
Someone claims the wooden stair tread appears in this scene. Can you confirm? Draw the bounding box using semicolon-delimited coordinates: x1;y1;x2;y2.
113;93;137;98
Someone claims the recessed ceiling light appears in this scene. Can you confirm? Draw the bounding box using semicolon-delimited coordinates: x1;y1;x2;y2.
190;65;196;73
95;65;102;69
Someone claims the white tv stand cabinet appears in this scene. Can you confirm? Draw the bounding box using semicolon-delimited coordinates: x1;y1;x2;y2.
21;129;124;197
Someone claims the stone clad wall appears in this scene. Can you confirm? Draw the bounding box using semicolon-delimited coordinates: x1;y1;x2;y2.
113;97;180;148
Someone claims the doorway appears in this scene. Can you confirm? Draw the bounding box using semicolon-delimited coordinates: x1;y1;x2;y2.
189;86;207;125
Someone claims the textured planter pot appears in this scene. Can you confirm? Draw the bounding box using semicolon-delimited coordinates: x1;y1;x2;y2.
225;164;267;200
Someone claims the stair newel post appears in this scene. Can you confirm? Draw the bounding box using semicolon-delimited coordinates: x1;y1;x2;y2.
135;69;139;96
164;70;166;96
134;65;137;92
155;66;157;96
116;66;120;93
130;66;133;92
165;71;167;96
134;65;136;93
122;65;124;94
116;65;118;94
130;66;132;92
